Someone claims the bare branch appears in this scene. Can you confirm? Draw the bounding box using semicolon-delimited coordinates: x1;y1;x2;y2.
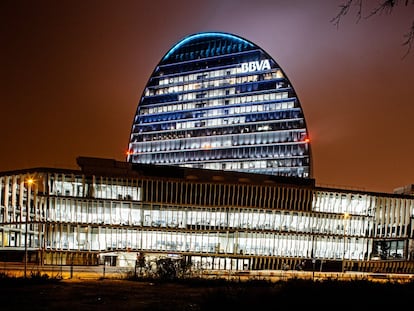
332;0;414;57
366;0;398;18
331;0;364;28
330;0;353;28
402;20;414;59
354;0;363;23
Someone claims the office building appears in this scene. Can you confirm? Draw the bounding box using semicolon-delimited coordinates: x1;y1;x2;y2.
0;32;413;276
0;156;413;274
127;32;311;178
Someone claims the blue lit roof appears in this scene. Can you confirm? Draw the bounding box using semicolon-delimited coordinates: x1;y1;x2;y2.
162;32;255;62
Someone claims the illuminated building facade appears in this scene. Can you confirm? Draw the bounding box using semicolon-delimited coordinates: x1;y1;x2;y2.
0;157;413;275
0;32;413;277
127;32;311;178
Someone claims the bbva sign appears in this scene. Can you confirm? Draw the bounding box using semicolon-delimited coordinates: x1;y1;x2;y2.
240;59;271;73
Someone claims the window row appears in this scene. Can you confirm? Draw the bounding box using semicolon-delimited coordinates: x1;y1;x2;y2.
132;131;307;153
157;66;283;88
140;91;290;115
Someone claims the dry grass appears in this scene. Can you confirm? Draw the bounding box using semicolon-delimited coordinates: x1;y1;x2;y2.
0;276;413;310
0;278;207;310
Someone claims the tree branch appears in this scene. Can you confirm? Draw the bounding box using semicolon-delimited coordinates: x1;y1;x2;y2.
332;0;414;57
330;0;362;28
402;20;414;58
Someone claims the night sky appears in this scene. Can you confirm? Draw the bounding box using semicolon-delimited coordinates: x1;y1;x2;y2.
1;0;413;194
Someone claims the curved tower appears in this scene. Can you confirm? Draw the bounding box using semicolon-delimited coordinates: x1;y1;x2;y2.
127;32;312;178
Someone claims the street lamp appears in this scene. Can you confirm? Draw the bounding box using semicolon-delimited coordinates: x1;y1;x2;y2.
24;177;34;278
311;235;315;281
342;212;350;274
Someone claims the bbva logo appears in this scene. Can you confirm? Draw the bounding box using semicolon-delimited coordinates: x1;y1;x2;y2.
240;59;271;73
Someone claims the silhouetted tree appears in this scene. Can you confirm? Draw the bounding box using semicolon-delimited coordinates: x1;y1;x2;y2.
379;241;391;259
332;0;414;58
176;258;192;278
135;252;146;276
156;258;178;280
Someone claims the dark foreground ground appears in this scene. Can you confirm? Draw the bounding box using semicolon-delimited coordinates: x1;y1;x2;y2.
1;276;413;311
